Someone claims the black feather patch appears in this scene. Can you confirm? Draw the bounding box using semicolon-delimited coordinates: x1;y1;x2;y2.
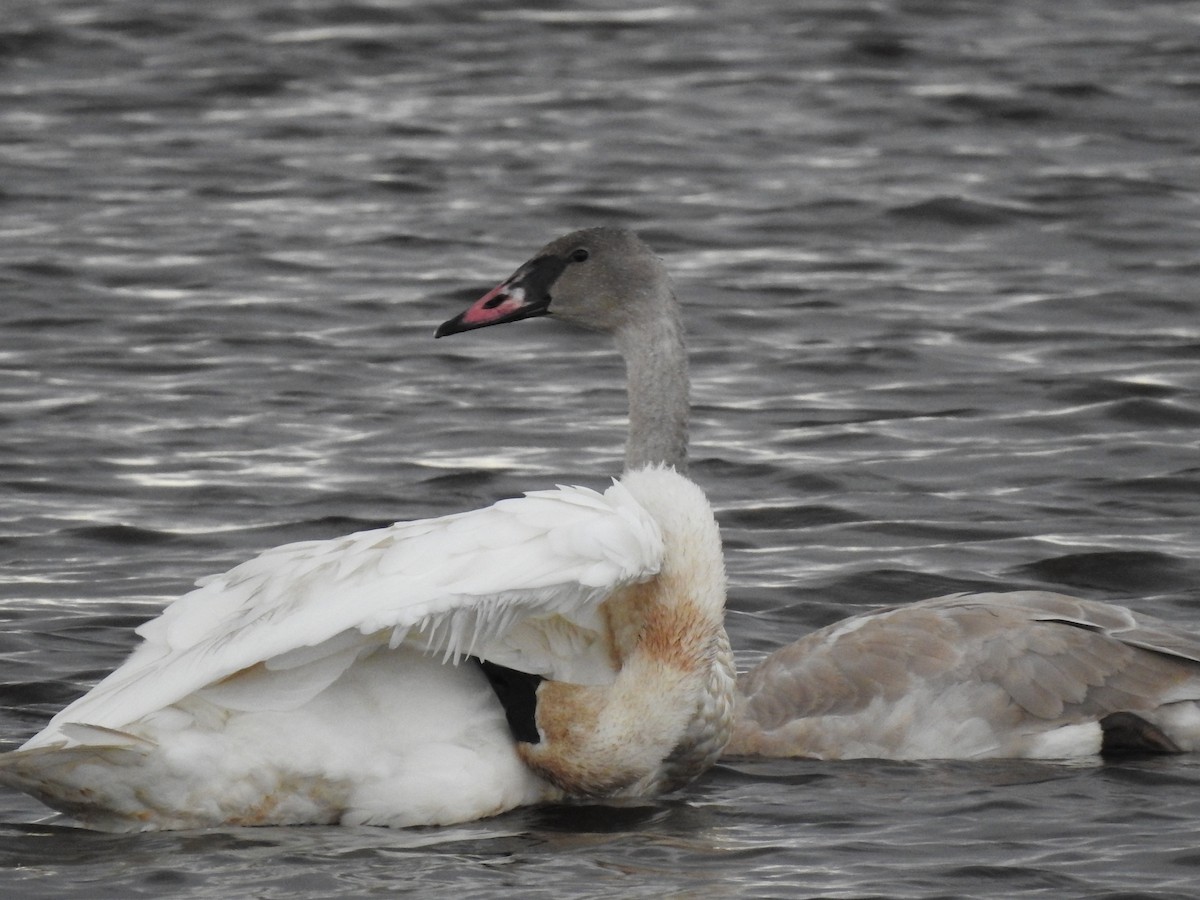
475;658;543;744
1099;711;1181;756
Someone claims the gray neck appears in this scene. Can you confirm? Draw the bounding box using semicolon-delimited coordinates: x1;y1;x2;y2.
613;287;689;473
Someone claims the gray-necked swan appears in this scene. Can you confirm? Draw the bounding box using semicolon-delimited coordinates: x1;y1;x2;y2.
0;251;735;831
437;226;1200;761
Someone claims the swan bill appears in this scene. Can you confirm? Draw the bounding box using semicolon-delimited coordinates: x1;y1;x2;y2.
435;255;566;337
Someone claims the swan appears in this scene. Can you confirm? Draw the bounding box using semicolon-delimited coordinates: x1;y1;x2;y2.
435;226;1200;761
1;352;735;828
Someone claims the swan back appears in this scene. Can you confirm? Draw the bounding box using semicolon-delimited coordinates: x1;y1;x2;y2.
729;591;1200;760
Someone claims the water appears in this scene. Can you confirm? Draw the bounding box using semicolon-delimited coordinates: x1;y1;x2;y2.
2;0;1200;896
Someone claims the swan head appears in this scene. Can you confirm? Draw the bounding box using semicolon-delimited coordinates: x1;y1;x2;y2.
436;226;690;472
435;227;671;338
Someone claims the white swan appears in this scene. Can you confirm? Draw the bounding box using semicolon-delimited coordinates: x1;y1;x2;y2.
436;226;1200;760
1;369;734;826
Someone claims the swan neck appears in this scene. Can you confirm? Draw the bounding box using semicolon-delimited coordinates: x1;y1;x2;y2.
614;292;689;473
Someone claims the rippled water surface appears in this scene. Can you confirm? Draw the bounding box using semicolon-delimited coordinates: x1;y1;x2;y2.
3;1;1200;897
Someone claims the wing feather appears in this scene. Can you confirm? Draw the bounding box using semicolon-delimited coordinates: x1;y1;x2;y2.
25;480;663;748
733;590;1200;758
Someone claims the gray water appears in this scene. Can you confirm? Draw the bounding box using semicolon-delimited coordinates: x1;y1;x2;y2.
3;1;1200;897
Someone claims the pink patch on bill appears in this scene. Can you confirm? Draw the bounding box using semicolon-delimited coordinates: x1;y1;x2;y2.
461;283;528;326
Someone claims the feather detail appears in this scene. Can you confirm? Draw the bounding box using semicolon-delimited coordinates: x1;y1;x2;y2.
729;591;1200;759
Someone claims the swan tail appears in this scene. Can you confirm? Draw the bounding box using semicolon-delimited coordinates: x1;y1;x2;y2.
0;737;155;831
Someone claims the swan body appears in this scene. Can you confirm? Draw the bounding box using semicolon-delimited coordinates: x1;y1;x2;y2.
2;465;734;831
437;226;1200;761
728;591;1200;759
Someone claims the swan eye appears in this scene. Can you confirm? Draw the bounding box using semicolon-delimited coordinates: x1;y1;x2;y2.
569;248;590;263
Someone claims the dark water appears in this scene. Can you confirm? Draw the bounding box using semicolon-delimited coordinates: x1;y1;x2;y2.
3;0;1200;896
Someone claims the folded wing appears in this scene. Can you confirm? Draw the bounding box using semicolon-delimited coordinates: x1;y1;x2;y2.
731;591;1200;759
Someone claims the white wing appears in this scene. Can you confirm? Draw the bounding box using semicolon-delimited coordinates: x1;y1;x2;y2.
26;480;664;748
